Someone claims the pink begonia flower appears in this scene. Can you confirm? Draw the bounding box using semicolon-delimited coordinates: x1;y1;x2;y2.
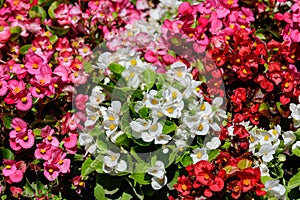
54;66;69;82
78;45;91;58
220;0;238;8
145;51;158;63
2;160;17;177
290;29;300;42
55;4;71;26
25;54;46;75
43;163;60;181
41;126;59;146
63;133;78;154
15;129;35;149
69;70;88;85
3;160;26;183
8;79;26;96
0;20;11;44
55;37;71;52
209;14;223;35
75;94;88;111
15;92;33;111
0;80;8;96
10;186;23;199
10;118;27;136
58;51;73;68
178;2;193;16
10;63;27;79
51;150;70;174
29;85;45;98
35;65;52;87
136;0;148;10
34;142;53;160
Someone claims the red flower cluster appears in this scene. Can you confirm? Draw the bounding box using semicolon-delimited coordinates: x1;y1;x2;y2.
171;153;266;199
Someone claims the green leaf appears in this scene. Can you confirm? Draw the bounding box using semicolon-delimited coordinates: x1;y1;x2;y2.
81;157;94;177
142;68;156;89
108;63;125;74
208;149;220;161
1;148;14;160
46;25;70;36
255;33;266;40
114;134;130;149
292;147;300;158
10;26;22;41
83;61;94;73
48;1;58;19
122;193;133;200
49;35;58;44
288;171;300;190
181;154;193;167
3;114;12;129
162;120;177;134
29;5;47;21
138;107;149;118
129;173;150;185
258;102;270;116
237;159;253;170
20;44;32;55
94;184;106;200
33;129;41;137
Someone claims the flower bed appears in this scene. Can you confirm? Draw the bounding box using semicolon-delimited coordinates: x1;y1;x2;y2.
0;0;299;199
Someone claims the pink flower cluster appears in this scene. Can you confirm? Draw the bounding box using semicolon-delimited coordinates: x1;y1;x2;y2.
9;118;34;150
275;1;300;42
2;160;26;184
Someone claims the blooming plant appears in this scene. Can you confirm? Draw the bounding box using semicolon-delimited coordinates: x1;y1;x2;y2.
0;0;299;199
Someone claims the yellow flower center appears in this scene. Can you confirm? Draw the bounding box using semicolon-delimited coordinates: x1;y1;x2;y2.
40;149;46;154
32;64;39;69
182;184;187;190
21;97;27;102
23;136;28;141
6;165;11;169
130;59;137;66
16;127;21;132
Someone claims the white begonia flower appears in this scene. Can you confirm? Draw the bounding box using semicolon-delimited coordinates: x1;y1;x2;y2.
192;119;210;136
175;139;188;152
89;86;105;105
199;102;212;117
268;125;281;139
144;90;161;109
167;62;188;82
147;161;167;190
206;137;221;150
182;75;201;99
86;103;102;115
84;114;99;127
182;112;199;129
154;133;172;145
103;150;127;174
212;97;227;120
256;144;276;162
163;86;183;103
191;148;209;164
79;133;97;156
103;150;120;168
292;141;300;150
151;176;168;190
258;131;275;145
282;131;296;146
141;120;163;142
265;180;286;199
102;101;122;136
161;102;184;118
130;118;151;139
258;163;270;176
122;69;140;89
290;96;300;128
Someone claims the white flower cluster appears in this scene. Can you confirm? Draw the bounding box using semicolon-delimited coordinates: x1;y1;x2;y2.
290;96;300;128
79;49;227;189
147;161;167;190
249;125;282;163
